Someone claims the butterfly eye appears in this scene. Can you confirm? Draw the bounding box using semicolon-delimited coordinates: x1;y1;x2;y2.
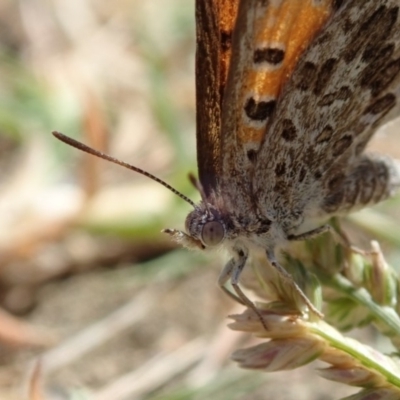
201;221;224;246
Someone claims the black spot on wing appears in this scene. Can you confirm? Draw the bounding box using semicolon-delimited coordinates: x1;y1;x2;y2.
253;48;285;65
332;135;353;157
244;97;276;121
298;167;307;183
363;93;396;115
316;125;334;143
314;58;337;95
281;119;297;141
293;61;317;91
275;162;286;177
247;149;257;163
368;58;400;97
314;171;322;180
361;42;394;64
220;29;233;52
318;86;351;107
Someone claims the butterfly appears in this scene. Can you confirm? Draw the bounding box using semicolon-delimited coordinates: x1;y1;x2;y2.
54;0;400;325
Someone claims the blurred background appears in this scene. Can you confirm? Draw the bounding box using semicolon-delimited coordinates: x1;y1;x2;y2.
0;0;400;399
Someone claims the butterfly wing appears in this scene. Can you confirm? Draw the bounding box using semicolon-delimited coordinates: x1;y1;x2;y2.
195;0;239;196
253;0;400;226
218;0;336;215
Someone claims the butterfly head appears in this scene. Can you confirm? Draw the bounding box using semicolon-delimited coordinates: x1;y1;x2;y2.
185;202;225;247
164;198;227;251
163;174;226;251
163;205;225;251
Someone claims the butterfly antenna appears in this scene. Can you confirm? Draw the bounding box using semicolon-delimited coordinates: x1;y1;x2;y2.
52;131;197;208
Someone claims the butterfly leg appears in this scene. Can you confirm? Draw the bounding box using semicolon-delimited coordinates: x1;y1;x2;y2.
287;225;330;241
288;223;364;254
218;248;269;330
218;258;246;306
266;249;324;319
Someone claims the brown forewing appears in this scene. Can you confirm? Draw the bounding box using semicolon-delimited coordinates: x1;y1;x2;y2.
195;0;239;196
